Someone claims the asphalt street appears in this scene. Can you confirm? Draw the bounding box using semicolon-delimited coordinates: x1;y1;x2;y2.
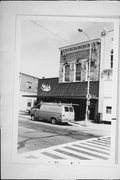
18;112;99;153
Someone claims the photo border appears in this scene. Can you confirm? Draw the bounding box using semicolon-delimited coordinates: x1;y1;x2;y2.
12;15;119;167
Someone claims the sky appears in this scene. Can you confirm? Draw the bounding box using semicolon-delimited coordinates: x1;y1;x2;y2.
20;20;113;79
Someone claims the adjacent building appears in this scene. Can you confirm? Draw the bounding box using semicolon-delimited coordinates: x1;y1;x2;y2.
98;30;113;121
19;73;39;112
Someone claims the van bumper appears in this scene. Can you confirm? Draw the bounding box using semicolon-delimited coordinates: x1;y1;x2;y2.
61;119;74;123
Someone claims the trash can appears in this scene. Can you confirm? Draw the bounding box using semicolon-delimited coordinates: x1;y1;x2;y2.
95;113;101;123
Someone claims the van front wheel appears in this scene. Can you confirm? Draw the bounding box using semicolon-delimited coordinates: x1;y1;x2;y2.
51;118;57;124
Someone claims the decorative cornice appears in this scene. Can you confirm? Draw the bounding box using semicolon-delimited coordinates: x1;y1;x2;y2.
61;41;100;56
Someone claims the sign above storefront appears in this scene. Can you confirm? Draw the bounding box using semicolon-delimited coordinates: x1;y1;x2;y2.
41;84;51;92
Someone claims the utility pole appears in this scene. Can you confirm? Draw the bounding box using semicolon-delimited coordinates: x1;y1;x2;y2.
78;29;91;126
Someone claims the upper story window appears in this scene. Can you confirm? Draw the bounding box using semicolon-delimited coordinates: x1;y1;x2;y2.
110;49;113;68
26;81;32;89
64;64;70;82
76;63;81;81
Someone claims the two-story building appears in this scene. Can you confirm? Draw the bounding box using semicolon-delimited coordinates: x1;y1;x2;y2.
19;73;39;112
37;39;101;121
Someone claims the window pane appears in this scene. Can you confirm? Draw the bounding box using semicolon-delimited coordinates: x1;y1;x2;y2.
65;65;70;81
27;102;31;107
76;63;81;81
69;107;73;112
76;63;81;71
26;81;32;89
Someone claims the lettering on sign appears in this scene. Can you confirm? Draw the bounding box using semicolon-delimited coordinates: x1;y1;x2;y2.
41;84;51;92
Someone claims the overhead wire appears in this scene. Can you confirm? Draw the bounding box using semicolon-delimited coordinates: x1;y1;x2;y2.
30;20;71;45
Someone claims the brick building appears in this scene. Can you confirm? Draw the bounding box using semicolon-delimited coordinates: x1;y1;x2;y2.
19;73;39;112
37;39;101;121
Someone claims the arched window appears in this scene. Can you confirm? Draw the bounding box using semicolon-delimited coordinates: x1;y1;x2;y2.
64;64;70;82
76;63;81;81
110;49;113;68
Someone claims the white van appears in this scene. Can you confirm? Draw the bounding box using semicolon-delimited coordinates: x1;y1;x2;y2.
30;102;75;124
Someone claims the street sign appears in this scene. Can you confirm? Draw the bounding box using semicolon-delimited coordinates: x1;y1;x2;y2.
86;93;91;100
87;100;90;106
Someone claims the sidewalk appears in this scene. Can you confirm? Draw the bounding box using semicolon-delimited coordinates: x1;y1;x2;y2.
68;120;111;137
69;120;111;130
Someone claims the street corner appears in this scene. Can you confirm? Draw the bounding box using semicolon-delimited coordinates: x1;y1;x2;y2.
17;136;111;161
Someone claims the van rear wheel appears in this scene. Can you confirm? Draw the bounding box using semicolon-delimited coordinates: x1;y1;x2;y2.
31;115;35;121
51;118;57;124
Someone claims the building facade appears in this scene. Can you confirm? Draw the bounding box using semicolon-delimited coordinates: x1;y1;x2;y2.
19;73;39;112
98;30;113;121
59;39;101;83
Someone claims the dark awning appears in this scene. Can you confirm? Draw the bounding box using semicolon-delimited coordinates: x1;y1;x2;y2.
36;78;99;99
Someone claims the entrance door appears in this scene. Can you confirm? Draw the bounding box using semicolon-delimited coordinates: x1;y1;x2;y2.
73;99;86;121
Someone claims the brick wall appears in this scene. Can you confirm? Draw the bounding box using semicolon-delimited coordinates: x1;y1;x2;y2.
59;40;101;83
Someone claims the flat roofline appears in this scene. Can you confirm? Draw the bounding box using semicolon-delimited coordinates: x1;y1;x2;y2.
20;72;40;79
39;77;59;80
59;38;101;51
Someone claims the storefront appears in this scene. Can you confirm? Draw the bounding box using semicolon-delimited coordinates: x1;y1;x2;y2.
37;77;99;121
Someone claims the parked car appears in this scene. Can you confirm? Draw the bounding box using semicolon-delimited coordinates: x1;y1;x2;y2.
30;102;75;124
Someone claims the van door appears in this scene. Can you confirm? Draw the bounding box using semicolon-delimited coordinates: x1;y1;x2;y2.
64;106;69;120
34;104;41;118
64;106;74;121
69;106;75;120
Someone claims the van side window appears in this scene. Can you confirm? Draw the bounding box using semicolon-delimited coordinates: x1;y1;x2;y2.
65;107;69;112
69;107;73;112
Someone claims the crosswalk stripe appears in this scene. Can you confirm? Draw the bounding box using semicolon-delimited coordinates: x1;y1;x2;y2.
91;140;110;147
55;147;99;160
97;139;110;144
81;142;110;151
55;146;102;160
72;144;110;155
86;140;110;147
63;146;109;160
42;151;65;159
54;149;91;160
45;149;78;160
